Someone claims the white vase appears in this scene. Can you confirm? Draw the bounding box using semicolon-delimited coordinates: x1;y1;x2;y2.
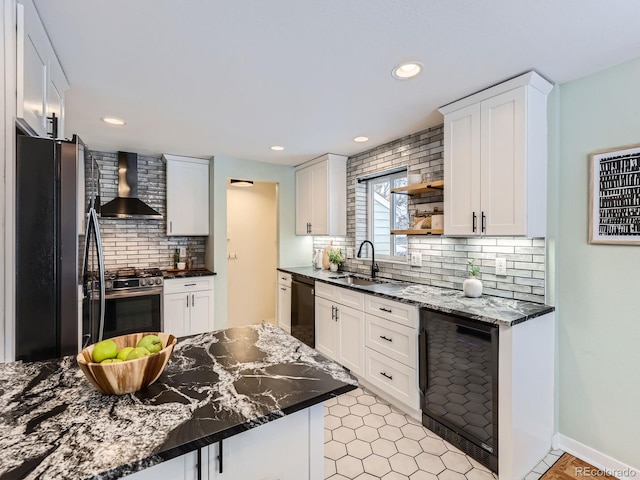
463;278;482;298
330;263;339;272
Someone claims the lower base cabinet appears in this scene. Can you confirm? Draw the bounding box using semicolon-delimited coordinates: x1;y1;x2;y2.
123;404;323;480
164;277;215;337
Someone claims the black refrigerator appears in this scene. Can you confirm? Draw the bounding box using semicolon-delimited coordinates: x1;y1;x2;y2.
15;134;102;362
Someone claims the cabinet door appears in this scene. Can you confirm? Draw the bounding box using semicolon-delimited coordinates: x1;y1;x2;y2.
164;292;189;338
277;284;291;333
46;56;68;139
123;451;196;480
314;297;337;361
166;157;209;236
295;167;312;235
443;103;481;235
189;289;214;335
17;1;47;137
309;160;328;235
336;304;364;376
208;408;311;480
480;88;526;235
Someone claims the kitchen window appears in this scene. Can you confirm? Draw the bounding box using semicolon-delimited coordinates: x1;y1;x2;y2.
366;171;408;261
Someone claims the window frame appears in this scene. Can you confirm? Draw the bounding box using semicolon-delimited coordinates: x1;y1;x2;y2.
365;170;408;263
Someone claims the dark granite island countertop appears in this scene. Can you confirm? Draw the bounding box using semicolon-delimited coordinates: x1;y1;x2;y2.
0;323;357;480
279;266;554;326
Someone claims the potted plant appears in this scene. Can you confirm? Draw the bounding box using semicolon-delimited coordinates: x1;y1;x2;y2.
327;248;344;272
463;258;482;298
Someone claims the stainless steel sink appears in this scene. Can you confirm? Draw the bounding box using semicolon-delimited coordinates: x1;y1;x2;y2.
328;274;390;287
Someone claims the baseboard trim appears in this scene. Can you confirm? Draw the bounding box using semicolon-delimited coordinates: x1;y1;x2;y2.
553;433;639;479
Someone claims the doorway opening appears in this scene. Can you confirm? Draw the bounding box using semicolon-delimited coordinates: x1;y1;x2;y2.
226;180;278;328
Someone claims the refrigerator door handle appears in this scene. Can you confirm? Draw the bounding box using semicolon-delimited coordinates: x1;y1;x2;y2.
90;207;106;342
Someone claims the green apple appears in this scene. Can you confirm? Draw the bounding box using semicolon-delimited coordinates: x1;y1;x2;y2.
117;347;135;361
100;358;124;364
126;347;151;360
92;339;118;363
137;335;163;354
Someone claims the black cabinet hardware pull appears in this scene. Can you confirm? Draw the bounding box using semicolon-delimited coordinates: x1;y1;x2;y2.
481;211;486;233
380;372;393;380
196;447;202;480
379;335;393;342
186;294;189;307
335;307;339;320
192;294;195;307
379;307;392;313
281;287;287;291
218;439;223;473
472;212;477;232
184;283;197;286
170;220;173;233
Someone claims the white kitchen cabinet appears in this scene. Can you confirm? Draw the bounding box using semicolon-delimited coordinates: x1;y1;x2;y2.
276;272;292;333
295;154;347;236
163;154;210;236
16;0;69;138
315;285;364;376
123;452;198;480
163;277;214;337
439;71;552;237
208;405;322;480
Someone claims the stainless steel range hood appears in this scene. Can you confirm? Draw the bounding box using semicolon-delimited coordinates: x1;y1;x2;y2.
100;152;162;219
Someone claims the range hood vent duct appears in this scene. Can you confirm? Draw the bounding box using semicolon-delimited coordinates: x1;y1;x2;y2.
100;152;162;219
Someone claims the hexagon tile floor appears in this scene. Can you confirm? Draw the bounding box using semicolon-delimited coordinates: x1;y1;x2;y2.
324;387;563;480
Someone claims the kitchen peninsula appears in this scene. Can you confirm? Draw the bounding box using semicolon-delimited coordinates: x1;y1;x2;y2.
0;323;357;480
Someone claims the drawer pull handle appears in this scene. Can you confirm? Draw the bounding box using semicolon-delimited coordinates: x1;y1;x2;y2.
281;287;287;291
184;283;197;287
380;372;393;380
281;276;287;280
379;335;393;342
379;307;392;313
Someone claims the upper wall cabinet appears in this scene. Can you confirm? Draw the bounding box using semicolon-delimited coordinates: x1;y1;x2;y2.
163;154;210;236
439;72;553;237
295;153;347;236
17;0;69;139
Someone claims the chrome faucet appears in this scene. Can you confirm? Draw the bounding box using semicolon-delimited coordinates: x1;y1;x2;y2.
357;240;379;279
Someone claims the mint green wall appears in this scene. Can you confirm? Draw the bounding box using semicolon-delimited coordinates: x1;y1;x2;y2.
206;156;312;328
556;57;640;468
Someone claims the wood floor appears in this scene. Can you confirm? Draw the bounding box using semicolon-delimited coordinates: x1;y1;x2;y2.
541;453;617;479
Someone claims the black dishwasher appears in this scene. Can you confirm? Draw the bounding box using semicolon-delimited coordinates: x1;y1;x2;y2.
419;308;499;473
291;274;315;348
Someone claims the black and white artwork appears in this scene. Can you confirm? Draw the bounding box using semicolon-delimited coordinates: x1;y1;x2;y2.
589;144;640;245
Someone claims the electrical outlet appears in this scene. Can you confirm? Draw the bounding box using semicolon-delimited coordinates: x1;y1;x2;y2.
410;252;422;266
495;257;507;276
346;247;354;259
179;247;187;258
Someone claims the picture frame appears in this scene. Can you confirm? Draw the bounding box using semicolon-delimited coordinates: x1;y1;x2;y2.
589;143;640;245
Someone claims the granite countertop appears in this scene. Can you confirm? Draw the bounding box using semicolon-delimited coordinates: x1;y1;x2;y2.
279;266;554;326
0;324;357;480
162;268;217;279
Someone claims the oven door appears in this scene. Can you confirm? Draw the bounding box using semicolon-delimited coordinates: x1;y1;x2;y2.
103;287;163;338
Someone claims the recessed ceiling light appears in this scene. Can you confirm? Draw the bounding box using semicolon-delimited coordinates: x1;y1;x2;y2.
270;145;285;151
392;62;423;80
101;117;126;126
353;136;369;143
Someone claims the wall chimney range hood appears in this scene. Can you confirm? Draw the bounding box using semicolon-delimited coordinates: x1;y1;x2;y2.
100;152;162;219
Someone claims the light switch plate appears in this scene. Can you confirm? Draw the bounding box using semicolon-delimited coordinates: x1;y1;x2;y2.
346;247;354;259
410;252;422;266
495;257;507;276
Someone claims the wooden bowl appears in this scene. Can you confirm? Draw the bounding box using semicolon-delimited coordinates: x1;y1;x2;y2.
77;332;177;395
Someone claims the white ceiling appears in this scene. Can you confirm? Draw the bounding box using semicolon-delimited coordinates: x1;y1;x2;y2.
33;0;640;166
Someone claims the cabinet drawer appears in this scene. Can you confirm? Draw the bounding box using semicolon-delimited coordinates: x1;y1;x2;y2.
163;276;214;294
277;271;292;287
315;282;364;310
365;314;416;369
365;348;418;410
365;296;417;328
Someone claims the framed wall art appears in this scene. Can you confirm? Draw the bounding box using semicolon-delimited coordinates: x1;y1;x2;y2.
589;143;640;245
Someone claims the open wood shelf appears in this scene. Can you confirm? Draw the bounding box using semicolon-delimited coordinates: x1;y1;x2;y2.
391;229;444;235
391;180;444;195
